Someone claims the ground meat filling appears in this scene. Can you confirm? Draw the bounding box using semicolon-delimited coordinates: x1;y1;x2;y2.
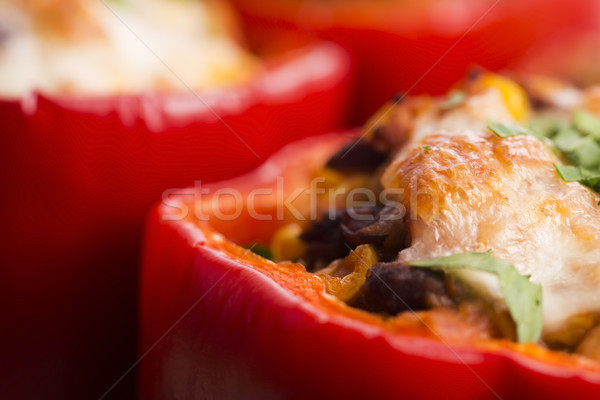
299;139;406;271
297;137;455;318
300;205;410;272
349;262;453;316
300;211;348;272
326;141;389;173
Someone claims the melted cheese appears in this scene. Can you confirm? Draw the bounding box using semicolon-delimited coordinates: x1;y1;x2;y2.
0;0;257;97
380;89;600;335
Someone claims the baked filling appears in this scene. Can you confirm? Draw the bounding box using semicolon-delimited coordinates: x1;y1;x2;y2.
266;72;600;360
0;0;258;96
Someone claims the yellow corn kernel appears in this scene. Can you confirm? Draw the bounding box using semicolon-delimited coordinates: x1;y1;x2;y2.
545;312;599;349
314;167;345;189
270;223;307;262
317;244;378;302
576;324;600;361
479;73;530;121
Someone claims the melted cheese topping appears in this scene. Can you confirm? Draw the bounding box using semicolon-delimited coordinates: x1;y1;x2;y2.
380;88;600;335
0;0;257;97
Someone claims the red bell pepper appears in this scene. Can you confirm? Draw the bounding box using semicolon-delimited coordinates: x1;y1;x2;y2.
229;0;600;125
139;133;600;399
0;43;350;399
516;29;600;87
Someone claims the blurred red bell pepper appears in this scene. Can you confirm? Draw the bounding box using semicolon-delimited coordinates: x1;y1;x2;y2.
229;0;600;124
139;133;600;399
0;43;350;399
516;29;600;87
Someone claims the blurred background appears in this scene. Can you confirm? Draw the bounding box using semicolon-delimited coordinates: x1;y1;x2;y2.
1;0;600;399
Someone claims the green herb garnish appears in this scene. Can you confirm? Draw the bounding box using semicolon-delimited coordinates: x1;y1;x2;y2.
527;116;564;139
246;244;273;260
573;110;600;140
564;137;600;169
423;145;432;150
410;251;543;343
554;164;600;190
487;120;534;138
547;111;600;194
488;112;600;196
552;127;583;152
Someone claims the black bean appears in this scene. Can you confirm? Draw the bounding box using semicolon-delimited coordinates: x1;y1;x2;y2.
325;141;389;173
349;262;450;316
299;211;349;272
299;205;410;272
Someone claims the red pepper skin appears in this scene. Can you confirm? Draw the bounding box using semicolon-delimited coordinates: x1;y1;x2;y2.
0;44;350;399
140;134;600;400
230;0;599;125
516;28;600;85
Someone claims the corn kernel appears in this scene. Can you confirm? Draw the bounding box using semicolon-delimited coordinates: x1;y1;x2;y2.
317;244;378;301
479;73;530;121
270;223;306;262
314;167;345;189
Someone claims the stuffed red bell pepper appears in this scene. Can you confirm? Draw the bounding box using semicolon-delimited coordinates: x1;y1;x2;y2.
0;1;350;398
229;0;600;124
140;72;600;399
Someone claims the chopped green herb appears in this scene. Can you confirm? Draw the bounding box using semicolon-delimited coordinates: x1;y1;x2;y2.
410;251;543;343
554;164;600;190
487;120;533;138
554;164;585;181
549;147;563;159
542;112;600;192
440;90;466;110
423;145;432;150
246;244;273;260
527;116;564;139
573;110;600;140
552;127;583;152
564;137;600;169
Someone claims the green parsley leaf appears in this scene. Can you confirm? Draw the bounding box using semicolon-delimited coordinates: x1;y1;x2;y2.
423;145;432;150
410;251;543;343
553;127;584;152
246;244;272;260
527;116;564;139
564;136;600;169
550;113;600;192
573;110;600;140
554;164;584;181
487;120;534;138
554;164;600;190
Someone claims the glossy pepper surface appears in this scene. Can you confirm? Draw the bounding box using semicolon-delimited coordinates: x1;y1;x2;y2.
230;0;600;124
0;43;350;399
139;133;600;399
